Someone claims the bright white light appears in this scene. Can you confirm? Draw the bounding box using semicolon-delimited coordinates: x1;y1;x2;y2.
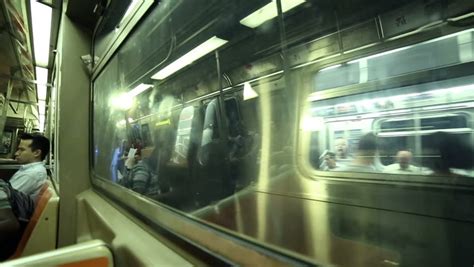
30;1;52;67
348;46;412;64
116;120;126;128
151;36;228;80
307;92;323;102
35;67;48;100
123;0;140;20
319;64;342;72
243;82;258;100
39;114;45;132
240;0;306;28
110;93;133;110
38;100;46;116
128;84;153;97
301;116;325;131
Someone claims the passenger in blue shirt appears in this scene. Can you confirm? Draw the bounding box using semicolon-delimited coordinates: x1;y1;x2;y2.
9;133;50;202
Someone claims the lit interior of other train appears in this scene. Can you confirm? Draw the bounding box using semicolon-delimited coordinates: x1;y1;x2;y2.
303;28;474;178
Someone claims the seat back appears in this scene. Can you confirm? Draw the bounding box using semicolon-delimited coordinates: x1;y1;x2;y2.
9;182;58;259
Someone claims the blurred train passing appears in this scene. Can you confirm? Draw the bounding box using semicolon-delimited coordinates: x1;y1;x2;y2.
0;0;474;266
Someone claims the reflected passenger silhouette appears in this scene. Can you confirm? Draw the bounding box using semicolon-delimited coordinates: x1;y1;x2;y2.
337;133;380;172
384;151;420;173
426;132;474;177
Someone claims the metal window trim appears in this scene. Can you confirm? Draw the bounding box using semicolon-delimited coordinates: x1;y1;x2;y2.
90;175;320;266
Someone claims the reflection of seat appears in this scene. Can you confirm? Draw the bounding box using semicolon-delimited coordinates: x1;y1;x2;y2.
172;106;196;165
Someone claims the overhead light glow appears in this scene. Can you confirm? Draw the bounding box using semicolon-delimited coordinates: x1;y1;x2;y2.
240;0;306;28
128;84;153;97
123;0;140;20
38;100;46;116
110;93;134;110
39;114;45;132
319;64;342;72
30;1;52;67
35;67;48;100
243;82;259;100
151;36;228;80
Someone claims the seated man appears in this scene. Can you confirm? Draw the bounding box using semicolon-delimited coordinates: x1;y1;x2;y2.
384;151;420;173
0;179;21;260
10;133;50;201
336;133;381;172
319;150;337;170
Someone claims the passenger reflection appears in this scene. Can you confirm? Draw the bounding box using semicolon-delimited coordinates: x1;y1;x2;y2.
336;133;381;172
335;137;350;160
110;139;128;182
118;148;161;197
384;151;420;174
319;151;337;171
427;132;474;177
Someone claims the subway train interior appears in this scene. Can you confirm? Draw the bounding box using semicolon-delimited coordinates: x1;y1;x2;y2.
0;0;473;266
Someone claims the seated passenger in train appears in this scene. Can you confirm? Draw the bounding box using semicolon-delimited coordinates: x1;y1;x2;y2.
9;133;50;202
384;151;420;173
335;138;351;161
427;132;474;177
119;148;161;197
336;133;382;172
319;150;337;170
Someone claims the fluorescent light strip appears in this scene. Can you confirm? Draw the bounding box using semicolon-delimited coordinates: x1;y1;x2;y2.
319;64;341;72
128;84;153;97
39;114;45;132
240;0;306;28
35;67;48;100
38;100;46;116
152;36;228;80
30;1;52;67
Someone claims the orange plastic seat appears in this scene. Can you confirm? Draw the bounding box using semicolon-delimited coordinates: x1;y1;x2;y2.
9;183;52;259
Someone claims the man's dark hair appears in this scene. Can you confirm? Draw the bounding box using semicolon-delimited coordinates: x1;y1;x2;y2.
20;133;50;161
358;133;377;152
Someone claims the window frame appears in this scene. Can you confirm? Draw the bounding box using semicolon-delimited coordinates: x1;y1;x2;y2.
297;27;474;189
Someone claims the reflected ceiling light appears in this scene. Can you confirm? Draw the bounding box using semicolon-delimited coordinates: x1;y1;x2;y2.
30;1;52;67
240;0;305;28
110;93;133;110
319;64;341;72
243;82;258;100
151;36;228;80
39;114;45;132
35;67;48;100
123;0;140;20
128;83;153;97
38;100;46;115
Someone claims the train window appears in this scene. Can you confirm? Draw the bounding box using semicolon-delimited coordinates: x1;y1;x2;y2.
92;0;474;265
306;30;474;178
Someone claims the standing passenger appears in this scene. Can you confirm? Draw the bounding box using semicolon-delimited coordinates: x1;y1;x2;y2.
10;133;50;201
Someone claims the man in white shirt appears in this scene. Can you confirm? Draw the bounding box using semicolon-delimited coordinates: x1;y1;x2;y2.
384;151;421;174
9;133;50;201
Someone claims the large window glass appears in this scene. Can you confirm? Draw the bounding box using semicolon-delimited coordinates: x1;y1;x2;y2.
305;31;474;178
93;0;474;265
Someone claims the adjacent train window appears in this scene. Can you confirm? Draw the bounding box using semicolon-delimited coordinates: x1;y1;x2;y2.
307;30;474;178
